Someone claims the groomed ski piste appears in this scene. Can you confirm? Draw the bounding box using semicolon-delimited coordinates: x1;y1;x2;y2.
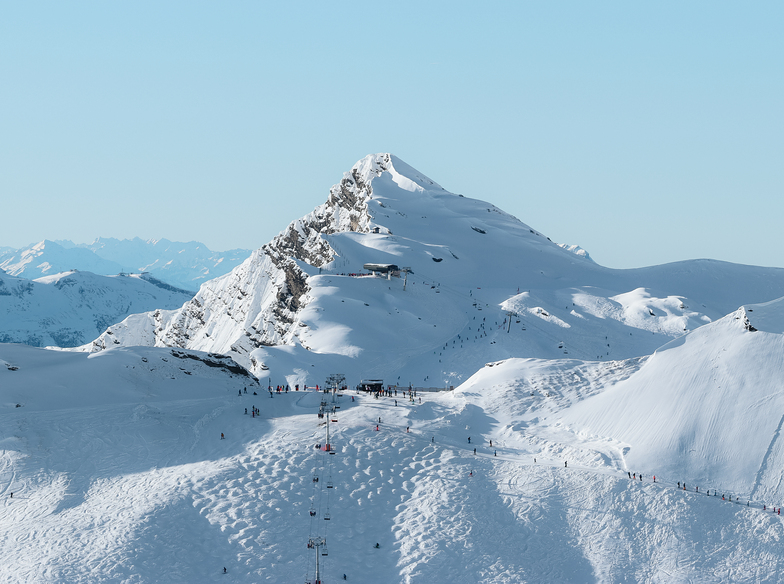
2;297;784;583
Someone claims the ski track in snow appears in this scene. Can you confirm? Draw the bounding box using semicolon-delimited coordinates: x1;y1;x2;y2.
4;383;784;583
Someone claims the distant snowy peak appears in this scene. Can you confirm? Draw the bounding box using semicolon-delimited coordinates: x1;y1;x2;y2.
0;238;252;292
557;243;594;262
0;269;193;348
0;240;123;278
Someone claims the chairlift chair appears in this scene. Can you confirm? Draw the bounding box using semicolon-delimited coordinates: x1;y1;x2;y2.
327;477;334;488
324;510;331;520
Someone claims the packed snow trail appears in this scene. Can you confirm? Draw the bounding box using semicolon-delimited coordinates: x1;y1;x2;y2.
4;343;784;582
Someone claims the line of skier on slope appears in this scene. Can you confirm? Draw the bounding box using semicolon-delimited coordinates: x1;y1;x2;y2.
621;471;782;515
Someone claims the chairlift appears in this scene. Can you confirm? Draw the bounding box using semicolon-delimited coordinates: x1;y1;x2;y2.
324;510;331;520
313;475;319;483
331;418;338;423
321;545;329;556
309;507;316;517
327;477;334;488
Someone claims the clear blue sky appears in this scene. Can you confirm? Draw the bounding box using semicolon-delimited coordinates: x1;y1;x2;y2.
1;1;782;269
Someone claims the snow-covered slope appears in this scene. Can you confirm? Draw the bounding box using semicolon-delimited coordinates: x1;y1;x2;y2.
0;270;193;348
551;297;784;503
4;335;784;583
0;238;251;292
86;154;784;394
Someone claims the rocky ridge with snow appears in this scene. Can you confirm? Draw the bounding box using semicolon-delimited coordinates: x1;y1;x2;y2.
86;154;784;392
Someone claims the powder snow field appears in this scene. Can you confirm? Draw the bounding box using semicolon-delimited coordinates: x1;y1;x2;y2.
4;316;784;583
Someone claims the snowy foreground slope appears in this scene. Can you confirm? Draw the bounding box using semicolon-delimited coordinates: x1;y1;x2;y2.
85;154;784;391
3;323;784;583
0;269;193;347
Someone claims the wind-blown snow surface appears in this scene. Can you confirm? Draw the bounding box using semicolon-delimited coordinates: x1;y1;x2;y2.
0;270;194;347
87;154;784;393
4;332;784;583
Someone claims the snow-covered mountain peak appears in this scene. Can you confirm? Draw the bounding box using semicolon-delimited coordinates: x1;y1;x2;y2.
84;154;784;391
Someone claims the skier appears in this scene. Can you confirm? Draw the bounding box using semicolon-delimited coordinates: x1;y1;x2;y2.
494;450;497;457
374;543;380;549
534;458;536;463
431;437;434;443
376;425;379;431
473;448;476;455
678;482;680;488
221;433;225;440
653;476;656;483
238;390;242;396
406;427;409;433
223;567;227;574
468;437;471;444
564;461;567;468
245;408;247;415
490;440;493;447
344;575;347;580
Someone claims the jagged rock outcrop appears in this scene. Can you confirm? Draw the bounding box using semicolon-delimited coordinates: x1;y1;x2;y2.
87;154;393;363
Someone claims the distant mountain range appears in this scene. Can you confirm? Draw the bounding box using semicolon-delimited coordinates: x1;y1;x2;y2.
0;269;194;347
0;238;252;292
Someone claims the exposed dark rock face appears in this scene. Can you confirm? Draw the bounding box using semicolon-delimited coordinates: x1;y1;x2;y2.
88;154;390;371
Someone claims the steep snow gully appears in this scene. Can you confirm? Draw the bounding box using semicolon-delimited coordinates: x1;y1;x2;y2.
4;154;784;582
